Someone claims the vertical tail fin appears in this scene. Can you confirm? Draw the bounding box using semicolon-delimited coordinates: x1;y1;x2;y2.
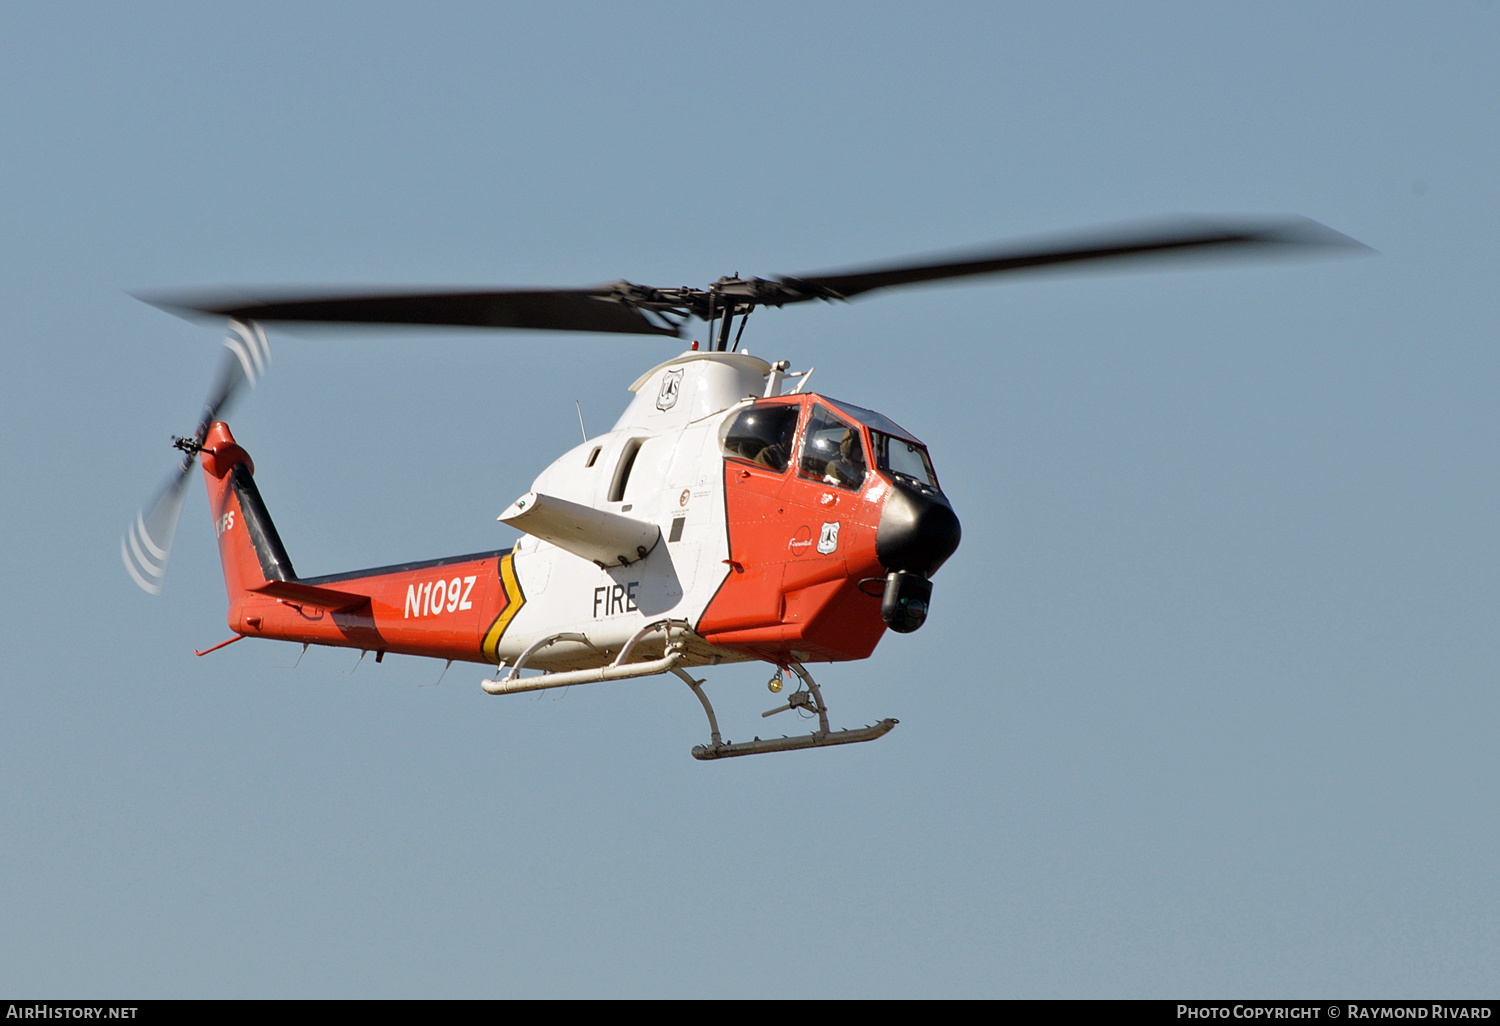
200;422;296;604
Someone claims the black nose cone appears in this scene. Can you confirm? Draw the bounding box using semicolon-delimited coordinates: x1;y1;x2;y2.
876;478;962;578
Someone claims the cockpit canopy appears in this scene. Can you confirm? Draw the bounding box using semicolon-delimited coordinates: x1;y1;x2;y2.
718;395;942;493
719;404;799;473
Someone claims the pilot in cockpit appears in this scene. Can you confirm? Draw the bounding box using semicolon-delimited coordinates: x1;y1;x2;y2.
801;416;866;490
820;427;863;488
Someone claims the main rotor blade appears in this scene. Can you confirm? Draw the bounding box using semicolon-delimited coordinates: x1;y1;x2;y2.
143;287;683;337
138;216;1364;340
778;217;1368;302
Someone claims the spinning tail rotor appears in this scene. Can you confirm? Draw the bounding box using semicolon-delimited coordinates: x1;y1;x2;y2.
122;320;270;594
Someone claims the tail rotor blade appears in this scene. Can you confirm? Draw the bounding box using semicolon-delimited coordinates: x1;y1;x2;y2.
123;319;271;595
122;466;191;594
200;320;271;436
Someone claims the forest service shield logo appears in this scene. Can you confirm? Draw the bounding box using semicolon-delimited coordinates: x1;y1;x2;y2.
656;368;684;411
817;521;840;555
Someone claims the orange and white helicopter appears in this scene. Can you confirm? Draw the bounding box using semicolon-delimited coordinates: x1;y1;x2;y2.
124;217;1361;759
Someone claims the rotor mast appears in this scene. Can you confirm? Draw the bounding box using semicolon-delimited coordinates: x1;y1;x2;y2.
709;277;759;351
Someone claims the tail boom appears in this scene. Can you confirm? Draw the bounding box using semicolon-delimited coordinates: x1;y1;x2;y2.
202;422;525;664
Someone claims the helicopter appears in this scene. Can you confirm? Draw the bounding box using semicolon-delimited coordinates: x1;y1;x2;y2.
123;217;1363;760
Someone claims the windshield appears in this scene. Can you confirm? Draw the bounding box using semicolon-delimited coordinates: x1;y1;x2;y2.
871;432;940;490
823;399;921;443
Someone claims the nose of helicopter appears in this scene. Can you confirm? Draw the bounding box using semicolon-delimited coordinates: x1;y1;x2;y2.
876;478;961;577
874;478;961;633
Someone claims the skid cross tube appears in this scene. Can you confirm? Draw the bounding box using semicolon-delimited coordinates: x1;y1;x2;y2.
481;620;686;695
673;667;722;748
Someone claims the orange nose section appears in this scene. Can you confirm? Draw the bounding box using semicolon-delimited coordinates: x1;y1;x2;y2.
698;458;890;664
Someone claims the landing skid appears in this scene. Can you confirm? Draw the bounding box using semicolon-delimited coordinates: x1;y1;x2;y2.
675;662;897;761
480;624;896;759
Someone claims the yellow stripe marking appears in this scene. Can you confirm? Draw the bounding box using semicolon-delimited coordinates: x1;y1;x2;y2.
481;553;526;662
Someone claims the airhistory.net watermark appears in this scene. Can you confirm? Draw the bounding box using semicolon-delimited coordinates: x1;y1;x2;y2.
5;1007;137;1019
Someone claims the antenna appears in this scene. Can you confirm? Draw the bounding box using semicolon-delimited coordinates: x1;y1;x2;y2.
575;400;588;443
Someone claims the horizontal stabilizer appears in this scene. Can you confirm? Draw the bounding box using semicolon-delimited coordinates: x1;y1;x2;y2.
251;579;371;611
499;491;661;568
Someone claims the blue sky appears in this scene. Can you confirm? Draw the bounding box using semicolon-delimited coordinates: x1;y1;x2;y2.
2;2;1497;997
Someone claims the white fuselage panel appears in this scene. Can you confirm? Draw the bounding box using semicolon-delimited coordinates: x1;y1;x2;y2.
493;352;770;671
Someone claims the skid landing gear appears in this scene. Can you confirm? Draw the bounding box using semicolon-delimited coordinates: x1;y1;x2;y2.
675;661;897;760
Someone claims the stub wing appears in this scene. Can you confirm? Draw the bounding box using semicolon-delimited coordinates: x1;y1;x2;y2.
250;579;370;611
498;491;661;568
